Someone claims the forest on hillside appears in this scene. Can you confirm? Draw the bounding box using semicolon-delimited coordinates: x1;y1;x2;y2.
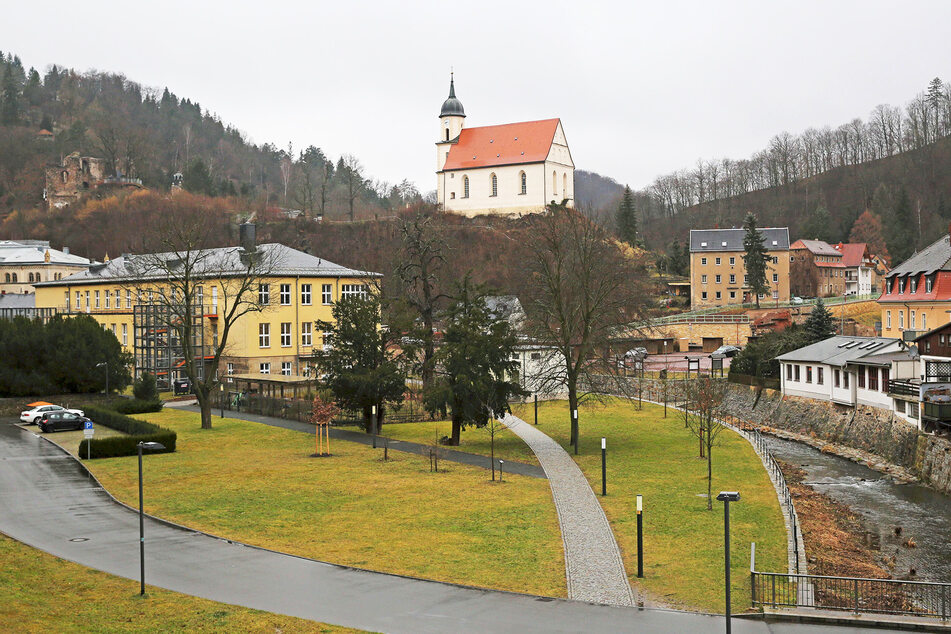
0;51;420;219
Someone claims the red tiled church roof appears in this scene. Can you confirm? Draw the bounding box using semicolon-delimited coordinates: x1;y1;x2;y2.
442;119;560;171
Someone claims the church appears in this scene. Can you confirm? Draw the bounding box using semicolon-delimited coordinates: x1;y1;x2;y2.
435;76;575;217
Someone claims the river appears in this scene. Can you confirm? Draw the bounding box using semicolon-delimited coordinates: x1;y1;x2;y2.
767;436;951;582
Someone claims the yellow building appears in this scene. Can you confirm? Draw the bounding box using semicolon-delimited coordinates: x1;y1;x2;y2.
34;239;380;388
0;240;90;295
689;228;791;308
879;231;951;339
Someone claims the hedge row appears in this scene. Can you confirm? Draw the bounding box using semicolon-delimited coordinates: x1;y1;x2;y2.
111;398;164;415
78;406;176;459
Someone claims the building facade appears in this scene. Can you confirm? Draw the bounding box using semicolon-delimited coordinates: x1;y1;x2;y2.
34;238;380;388
44;152;143;210
789;239;845;298
835;242;883;296
0;240;90;295
689;228;790;307
878;231;951;340
435;77;574;216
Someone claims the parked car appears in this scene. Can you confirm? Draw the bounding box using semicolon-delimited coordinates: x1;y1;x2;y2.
625;347;649;359
712;345;741;358
39;411;91;433
791;296;804;305
19;404;85;424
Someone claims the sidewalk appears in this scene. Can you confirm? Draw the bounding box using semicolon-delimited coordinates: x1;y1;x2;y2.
502;413;635;607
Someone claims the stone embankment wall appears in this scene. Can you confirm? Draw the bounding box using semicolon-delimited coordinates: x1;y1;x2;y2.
623;378;951;495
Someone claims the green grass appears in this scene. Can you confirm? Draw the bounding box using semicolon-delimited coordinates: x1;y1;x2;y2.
86;410;565;597
0;533;358;632
27;423;127;457
381;419;539;465
512;398;787;613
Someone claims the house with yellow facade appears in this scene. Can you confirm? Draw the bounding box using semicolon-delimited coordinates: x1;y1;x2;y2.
33;236;380;389
0;239;90;295
689;228;790;307
879;231;951;340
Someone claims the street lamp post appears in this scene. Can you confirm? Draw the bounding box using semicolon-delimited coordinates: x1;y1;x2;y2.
96;361;108;396
716;491;741;633
636;494;644;577
138;441;166;596
371;404;377;449
601;437;607;496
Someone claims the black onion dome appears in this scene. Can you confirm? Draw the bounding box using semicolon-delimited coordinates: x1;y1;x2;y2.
439;76;465;118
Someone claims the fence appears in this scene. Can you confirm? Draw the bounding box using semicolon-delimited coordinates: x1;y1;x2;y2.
224;390;431;426
751;544;951;618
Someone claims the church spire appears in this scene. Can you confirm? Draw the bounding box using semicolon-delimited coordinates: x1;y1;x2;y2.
448;71;456;98
439;73;465;118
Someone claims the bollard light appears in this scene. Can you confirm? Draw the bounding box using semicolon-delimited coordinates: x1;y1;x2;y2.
137;441;166;596
636;494;644;578
601;437;607;496
371;404;378;449
716;491;741;634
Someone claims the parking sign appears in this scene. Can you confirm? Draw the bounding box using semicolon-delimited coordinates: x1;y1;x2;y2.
83;420;94;439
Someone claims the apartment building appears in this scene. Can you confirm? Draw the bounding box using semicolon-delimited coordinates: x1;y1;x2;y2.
689;228;790;307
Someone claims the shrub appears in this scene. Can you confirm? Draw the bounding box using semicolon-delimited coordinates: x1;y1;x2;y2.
78;406;176;459
111;398;164;415
132;373;158;402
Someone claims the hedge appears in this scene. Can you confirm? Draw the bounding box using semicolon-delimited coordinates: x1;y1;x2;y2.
111;398;164;415
78;406;176;459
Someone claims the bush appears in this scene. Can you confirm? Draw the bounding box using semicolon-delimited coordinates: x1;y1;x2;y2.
132;373;158;402
111;398;164;415
78;406;176;459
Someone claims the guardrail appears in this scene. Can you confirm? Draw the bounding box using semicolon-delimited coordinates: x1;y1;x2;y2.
752;547;951;618
887;379;920;398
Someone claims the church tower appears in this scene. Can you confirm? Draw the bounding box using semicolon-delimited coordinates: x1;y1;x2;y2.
436;74;465;171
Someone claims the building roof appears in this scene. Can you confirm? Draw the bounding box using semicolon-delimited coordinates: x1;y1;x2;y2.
0;240;90;266
913;321;951;343
835;243;871;268
0;293;36;309
442;119;561;171
439;76;466;118
775;335;905;367
689;228;789;252
852;349;918;367
34;243;380;287
790;239;841;257
887;234;951;278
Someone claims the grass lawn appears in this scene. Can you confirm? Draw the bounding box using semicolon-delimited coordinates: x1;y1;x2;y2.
511;398;787;613
380;418;539;465
85;410;565;597
0;533;358;633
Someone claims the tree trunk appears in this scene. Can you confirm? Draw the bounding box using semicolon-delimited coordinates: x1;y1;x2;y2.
567;379;579;454
706;419;713;510
450;415;462;446
195;387;213;429
490;433;495;481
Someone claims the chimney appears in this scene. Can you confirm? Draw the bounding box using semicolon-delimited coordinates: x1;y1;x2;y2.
63;246;69;255
239;222;256;253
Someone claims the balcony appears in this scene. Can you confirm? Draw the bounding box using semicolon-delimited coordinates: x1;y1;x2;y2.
887;379;920;398
924;401;951;422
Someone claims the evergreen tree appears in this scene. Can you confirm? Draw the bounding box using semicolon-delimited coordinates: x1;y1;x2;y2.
742;212;770;308
182;158;215;196
317;291;406;433
615;185;639;246
38;114;52;132
0;66;21;125
804;297;836;341
885;188;915;264
801;202;833;242
424;277;525;446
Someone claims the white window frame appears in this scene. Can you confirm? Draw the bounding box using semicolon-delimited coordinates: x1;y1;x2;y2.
259;322;270;348
260;362;270;375
301;284;312;305
95;290;100;309
322;284;333;305
121;323;127;346
281;362;292;376
341;284;367;299
280;322;292;347
259;284;270;305
280;284;291;306
301;322;312;346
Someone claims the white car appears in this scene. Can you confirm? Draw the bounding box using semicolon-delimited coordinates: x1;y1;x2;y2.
19;404;85;425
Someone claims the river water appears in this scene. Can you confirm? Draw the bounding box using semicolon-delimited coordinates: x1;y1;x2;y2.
767;436;951;582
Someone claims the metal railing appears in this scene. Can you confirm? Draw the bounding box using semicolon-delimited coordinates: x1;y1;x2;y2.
752;548;951;618
887;379;920;397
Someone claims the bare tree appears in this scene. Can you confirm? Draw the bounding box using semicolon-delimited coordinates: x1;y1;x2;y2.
126;216;279;429
484;414;507;481
522;205;652;454
685;376;728;510
340;154;364;222
396;210;448;392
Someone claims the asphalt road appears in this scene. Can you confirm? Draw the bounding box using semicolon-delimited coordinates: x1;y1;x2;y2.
0;420;904;633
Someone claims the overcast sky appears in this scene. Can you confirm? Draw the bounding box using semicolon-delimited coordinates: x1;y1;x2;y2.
6;1;951;193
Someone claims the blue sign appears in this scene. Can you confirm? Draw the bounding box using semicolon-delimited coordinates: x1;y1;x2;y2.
84;420;93;430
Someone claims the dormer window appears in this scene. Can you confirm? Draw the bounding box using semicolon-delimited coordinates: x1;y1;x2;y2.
700;242;707;247
910;277;917;293
927;276;933;293
898;278;905;294
721;241;727;247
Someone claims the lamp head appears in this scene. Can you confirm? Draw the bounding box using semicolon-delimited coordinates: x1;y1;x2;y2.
601;437;606;450
636;494;643;512
716;491;740;502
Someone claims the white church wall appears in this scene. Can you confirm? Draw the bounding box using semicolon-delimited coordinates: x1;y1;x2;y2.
441;163;550;216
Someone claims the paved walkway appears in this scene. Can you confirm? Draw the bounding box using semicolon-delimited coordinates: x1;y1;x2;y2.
1;420;879;633
501;414;635;607
174;403;546;479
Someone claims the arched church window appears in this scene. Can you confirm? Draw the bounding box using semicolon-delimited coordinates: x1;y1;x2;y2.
552;171;557;194
490;173;498;197
11;273;17;283
445;128;450;141
4;273;9;282
463;176;469;198
563;173;568;199
61;171;68;183
520;171;527;195
28;272;34;282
